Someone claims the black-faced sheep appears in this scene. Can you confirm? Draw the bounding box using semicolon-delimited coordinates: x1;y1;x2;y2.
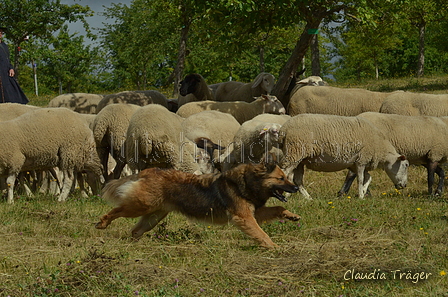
48;93;104;114
0;108;103;203
95;90;168;113
212;72;275;102
339;112;448;196
177;73;214;107
379;92;448;116
279;114;409;199
288;86;398;116
176;94;286;124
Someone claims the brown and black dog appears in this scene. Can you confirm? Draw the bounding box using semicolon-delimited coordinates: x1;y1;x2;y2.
95;162;299;248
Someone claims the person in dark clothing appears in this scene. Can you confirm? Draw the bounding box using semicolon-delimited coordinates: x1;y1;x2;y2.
0;26;28;104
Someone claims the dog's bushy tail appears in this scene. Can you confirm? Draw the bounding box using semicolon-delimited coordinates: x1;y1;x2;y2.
101;174;139;206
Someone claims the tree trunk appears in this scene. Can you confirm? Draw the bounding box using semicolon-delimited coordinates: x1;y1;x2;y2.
310;33;320;76
271;20;323;107
259;46;265;73
417;22;425;77
171;18;191;97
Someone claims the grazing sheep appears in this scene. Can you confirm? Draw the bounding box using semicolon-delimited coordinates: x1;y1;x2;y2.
48;93;104;114
125;104;216;174
182;110;240;160
178;73;214;107
379;92;448;116
279;114;409;199
339;112;448;196
0;108;103;203
176;94;286;124
219;114;291;170
0;103;40;121
288;86;398;116
95;90;168;113
93;103;141;180
212;72;275;102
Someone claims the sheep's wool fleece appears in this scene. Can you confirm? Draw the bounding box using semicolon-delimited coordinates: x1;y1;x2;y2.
279;114;398;170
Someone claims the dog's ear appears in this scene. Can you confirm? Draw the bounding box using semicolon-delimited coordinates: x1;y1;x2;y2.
260;152;277;173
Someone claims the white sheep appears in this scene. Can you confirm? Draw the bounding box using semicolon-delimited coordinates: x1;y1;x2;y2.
212;72;275;102
95;90;168;113
339;112;448;196
48;93;104;114
379;92;448;116
288;86;398;116
177;73;214;107
0;108;103;203
0;103;40;121
125;104;216;174
176;94;286;124
279;114;409;199
92;103;141;180
182;110;240;161
219;114;291;171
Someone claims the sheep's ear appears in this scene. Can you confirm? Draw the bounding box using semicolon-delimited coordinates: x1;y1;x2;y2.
252;73;264;88
398;155;407;161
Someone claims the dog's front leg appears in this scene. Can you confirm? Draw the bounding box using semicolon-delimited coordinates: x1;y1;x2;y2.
231;214;278;248
255;206;301;224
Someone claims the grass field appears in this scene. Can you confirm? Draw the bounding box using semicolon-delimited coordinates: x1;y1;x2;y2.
1;76;447;296
1;166;447;297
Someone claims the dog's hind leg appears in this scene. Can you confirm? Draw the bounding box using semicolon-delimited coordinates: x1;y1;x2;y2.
231;214;278;248
254;206;301;224
131;210;169;239
95;206;149;229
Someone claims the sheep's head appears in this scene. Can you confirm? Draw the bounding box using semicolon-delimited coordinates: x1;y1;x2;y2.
252;72;275;94
257;94;286;115
179;73;203;96
259;123;281;144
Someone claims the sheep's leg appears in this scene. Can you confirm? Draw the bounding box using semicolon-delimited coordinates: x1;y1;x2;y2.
58;170;75;202
6;174;17;204
131;210;169;239
357;167;371;199
425;161;439;195
292;164;312;200
434;165;445;196
338;170;357;197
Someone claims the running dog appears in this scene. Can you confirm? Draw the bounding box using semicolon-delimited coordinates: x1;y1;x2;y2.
95;162;300;248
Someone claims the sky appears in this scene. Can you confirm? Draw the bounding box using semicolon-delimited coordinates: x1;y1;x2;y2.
60;0;132;44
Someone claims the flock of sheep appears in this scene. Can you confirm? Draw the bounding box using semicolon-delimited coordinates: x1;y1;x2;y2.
2;72;448;204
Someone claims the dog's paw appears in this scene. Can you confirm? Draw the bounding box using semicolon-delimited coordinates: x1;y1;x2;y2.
95;222;107;229
283;211;301;221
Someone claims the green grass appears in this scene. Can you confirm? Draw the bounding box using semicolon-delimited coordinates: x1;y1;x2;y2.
0;167;447;297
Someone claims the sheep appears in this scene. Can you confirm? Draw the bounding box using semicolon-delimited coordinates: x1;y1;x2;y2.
124;104;216;174
182;110;240;161
379;92;448;116
219;114;291;171
288;86;398;116
176;94;286;124
0;103;40;121
95;90;168;113
177;73;214;107
92;103;141;181
0;108;103;203
48;93;104;114
212;72;275;102
279;114;409;199
339;112;448;196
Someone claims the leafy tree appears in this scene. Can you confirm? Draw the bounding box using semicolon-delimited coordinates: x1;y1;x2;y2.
0;0;93;79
